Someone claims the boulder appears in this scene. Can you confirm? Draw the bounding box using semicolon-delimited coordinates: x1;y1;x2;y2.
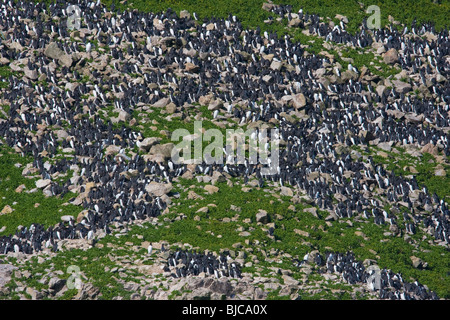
204;185;219;194
24;67;38;80
280;186;294;197
138;137;161;152
36;179;51;189
291;93;306;109
303;207;319;218
1;205;13;215
256;210;269;224
377;141;393;152
262;2;275;11
44;42;73;67
294;229;310;237
145;182;173;197
376;85;387;97
149;143;175;160
288;18;302;28
392;80;411;94
410;256;427;269
208;99;223;111
435;168;446;177
179;10;191;19
421;143;438;156
153;97;170;108
61;215;74;222
270;60;282;71
55;130;69;141
383;48;399;64
340;70;359;82
335;14;349;24
117;110;130;122
0;264;17;294
48;277;66;292
185;62;200;73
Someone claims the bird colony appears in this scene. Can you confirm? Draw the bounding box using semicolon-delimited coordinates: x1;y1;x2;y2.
0;0;448;300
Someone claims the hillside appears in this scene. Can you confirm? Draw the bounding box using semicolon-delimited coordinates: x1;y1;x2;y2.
0;0;449;300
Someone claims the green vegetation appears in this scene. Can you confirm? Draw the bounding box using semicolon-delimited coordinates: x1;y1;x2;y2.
0;0;447;301
96;176;450;298
0;65;13;89
357;145;450;201
0;145;82;236
98;0;450;33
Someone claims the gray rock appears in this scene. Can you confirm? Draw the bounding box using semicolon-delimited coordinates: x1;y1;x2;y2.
376;85;387;97
24;67;38;80
1;205;13;215
377;141;393;152
159;36;182;48
48;277;66;292
389;224;399;234
383;48;399;64
153;97;170;108
204;185;219;194
44;42;64;60
211;171;226;184
65;82;79;92
74;283;100;299
280;186;294;197
325;212;338;221
117;110;130;122
288;18;302;28
303;207;319;218
262;2;275;11
436;73;446;83
291;93;306;109
149;143;175;160
230;205;241;212
208;99;223;111
58;54;73;68
0;264;18;290
145;182;173;197
294;229;310;237
410;256;427;269
179;10;191;19
270;60;282;71
421;143;438;156
196;207;209;214
340;70;359;82
26;287;43;300
405;113;424;123
55;130;69;141
256;210;269;224
185;62;200;73
36;179;51;189
392;80;411;94
44;42;73;67
165;103;177;114
61;215;74;222
335;14;349;24
138;137;161;152
262;75;273;83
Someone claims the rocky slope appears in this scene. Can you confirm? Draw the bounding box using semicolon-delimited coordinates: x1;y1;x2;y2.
0;0;449;300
